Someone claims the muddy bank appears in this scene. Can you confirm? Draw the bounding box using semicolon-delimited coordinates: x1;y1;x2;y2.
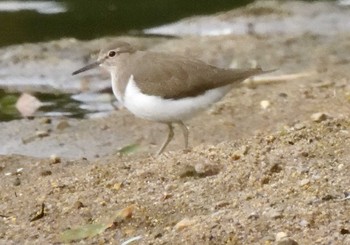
1;118;350;244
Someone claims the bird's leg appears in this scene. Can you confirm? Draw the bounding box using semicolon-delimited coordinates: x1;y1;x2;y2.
177;121;189;150
157;123;174;155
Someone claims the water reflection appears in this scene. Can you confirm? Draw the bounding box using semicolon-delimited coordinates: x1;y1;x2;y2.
0;1;66;14
0;89;109;121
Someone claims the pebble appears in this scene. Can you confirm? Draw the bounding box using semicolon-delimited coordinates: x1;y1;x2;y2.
40;170;52;176
270;163;282;174
194;162;220;177
231;152;241;160
114;205;135;222
56;120;70;130
275;232;299;245
50;154;61;164
214;201;230;209
39;117;52;124
247;212;259;220
15;93;42;117
260;100;271;109
293;123;306;130
174;217;196;231
310;112;329;122
263;208;283;219
179;165;197;178
299;179;310;186
340;228;350;235
299;219;309;227
13;177;21;186
276;232;288;241
74;201;85;209
300;151;309;157
35;130;49;138
266;135;276;143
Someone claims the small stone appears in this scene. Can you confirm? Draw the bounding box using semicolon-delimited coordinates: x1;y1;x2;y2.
260;100;271;109
112;182;123;191
299;179;310;186
300;151;309;157
270;163;282;173
297;166;309;174
248;212;259;219
264;208;283;219
56;120;70;130
275;232;299;245
40;117;52;124
275;232;288;241
340;228;350;235
16;93;42;117
321;194;335;201
50;155;61;164
261;176;270;185
13;177;21;186
40;170;52;176
36;130;49;138
310;112;329;122
114;205;135;222
299;219;309;227
214;201;230;209
279;92;288;98
194;162;220;177
74;201;85;209
241;145;249;155
266;135;276;143
160;192;173;201
174;217;196;231
294;123;306;130
231;152;241;160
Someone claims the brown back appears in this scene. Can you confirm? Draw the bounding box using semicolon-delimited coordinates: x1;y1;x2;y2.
116;51;264;99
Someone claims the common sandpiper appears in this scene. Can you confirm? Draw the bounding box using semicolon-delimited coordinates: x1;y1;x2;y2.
72;41;269;155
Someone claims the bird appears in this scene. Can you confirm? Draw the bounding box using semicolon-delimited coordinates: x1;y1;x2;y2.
72;41;269;155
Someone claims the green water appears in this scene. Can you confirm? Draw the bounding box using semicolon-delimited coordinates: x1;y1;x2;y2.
0;0;254;48
0;89;87;121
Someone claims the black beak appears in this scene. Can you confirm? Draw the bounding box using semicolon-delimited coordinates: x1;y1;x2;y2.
72;60;102;75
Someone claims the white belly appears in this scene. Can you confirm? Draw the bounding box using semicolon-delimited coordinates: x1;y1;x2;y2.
123;75;231;123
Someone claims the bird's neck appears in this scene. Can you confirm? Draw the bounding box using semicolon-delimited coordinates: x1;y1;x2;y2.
110;70;124;103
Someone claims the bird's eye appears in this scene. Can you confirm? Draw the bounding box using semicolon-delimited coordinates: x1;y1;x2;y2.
108;51;116;57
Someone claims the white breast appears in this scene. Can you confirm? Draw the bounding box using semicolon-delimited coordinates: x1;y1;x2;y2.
123;75;231;123
111;72;124;103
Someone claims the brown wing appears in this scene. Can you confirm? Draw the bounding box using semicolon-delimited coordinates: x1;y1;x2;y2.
127;51;264;99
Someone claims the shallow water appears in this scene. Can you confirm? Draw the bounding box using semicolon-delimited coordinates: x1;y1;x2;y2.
0;89;109;121
0;0;254;48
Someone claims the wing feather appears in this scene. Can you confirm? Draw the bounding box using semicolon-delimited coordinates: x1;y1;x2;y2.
126;52;264;99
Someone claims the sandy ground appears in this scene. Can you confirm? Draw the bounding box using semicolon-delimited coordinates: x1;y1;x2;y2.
1;1;350;244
